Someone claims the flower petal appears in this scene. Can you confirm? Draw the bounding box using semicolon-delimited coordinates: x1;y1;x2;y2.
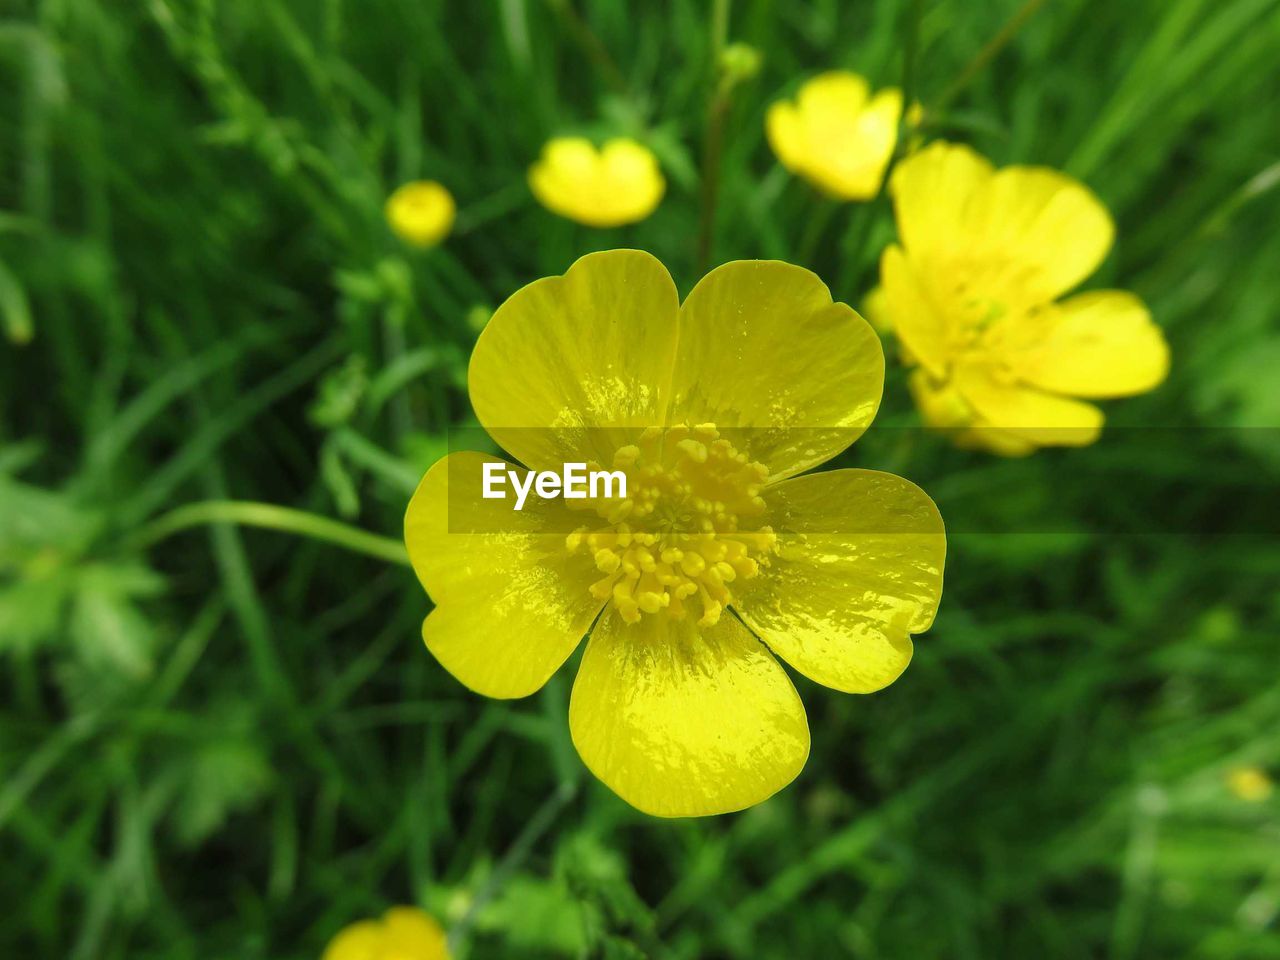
569;609;809;817
468;250;680;470
1012;291;1170;398
404;452;604;699
889;140;994;266
667;260;884;480
322;921;383;960
880;243;949;377
600;138;665;221
765;100;806;171
381;907;448;959
971;165;1114;302
954;361;1104;447
734;469;945;694
891;141;1114;303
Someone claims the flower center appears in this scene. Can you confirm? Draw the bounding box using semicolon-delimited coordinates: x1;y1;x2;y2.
566;424;777;627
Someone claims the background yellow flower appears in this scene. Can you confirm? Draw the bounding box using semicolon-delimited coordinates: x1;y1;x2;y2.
766;71;905;201
384;181;456;248
1227;766;1274;802
528;137;665;227
323;907;449;960
877;141;1170;454
405;250;945;817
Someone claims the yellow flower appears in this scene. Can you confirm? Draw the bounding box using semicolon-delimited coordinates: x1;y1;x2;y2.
875;141;1170;455
1227;766;1273;802
766;71;906;201
528;137;665;227
322;906;449;960
404;250;946;817
385;181;456;248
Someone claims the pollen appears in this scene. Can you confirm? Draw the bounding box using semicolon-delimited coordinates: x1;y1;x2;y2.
566;424;778;628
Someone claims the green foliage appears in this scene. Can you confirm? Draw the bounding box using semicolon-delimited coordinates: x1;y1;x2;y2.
2;0;1279;958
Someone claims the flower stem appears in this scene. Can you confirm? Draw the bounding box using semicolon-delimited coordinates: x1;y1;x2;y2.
447;780;578;952
934;0;1049;115
133;499;410;566
695;0;732;275
550;0;629;97
796;188;838;268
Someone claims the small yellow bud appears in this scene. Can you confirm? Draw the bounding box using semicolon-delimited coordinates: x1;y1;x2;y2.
385;180;456;248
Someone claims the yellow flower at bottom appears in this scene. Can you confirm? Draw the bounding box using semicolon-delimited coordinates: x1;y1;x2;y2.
875;141;1170;455
528;137;665;227
385;181;456;248
404;250;946;817
323;907;449;960
766;71;906;201
1227;766;1273;802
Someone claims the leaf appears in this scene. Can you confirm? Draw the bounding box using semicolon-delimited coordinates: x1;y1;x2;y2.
171;737;274;847
69;562;166;679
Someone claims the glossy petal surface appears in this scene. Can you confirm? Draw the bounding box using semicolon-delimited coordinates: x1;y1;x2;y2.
569;609;809;817
404;452;603;698
667;260;884;480
735;469;945;693
468;250;680;470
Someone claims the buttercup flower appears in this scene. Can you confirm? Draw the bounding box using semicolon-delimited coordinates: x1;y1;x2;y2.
766;71;906;201
528;137;665;227
1227;766;1273;802
405;250;946;817
323;906;449;960
874;141;1170;455
385;180;456;248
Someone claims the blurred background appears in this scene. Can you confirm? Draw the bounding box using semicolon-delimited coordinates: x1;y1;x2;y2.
3;0;1280;957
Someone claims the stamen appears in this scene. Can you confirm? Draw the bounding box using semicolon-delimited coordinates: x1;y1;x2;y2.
565;424;777;626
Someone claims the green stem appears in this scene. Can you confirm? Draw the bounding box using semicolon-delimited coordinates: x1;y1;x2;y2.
934;0;1050;114
133;500;410;566
796;189;838;268
447;780;578;952
551;0;629;96
695;0;733;274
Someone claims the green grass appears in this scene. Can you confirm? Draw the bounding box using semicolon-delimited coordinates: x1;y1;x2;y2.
3;0;1280;957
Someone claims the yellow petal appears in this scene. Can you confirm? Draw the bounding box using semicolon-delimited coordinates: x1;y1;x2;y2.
734;469;945;694
891;141;1114;304
908;367;975;431
797;70;871;122
767;73;899;200
468;249;680;470
880;243;949;377
404;452;604;699
954;361;1104;447
322;920;383;960
1011;291;1170;398
381;907;449;960
569;609;809;817
600;138;666;220
971;165;1114;302
957;423;1039;457
889;140;994;265
765;100;806;171
528;137;664;227
385;180;456;248
667;260;883;480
